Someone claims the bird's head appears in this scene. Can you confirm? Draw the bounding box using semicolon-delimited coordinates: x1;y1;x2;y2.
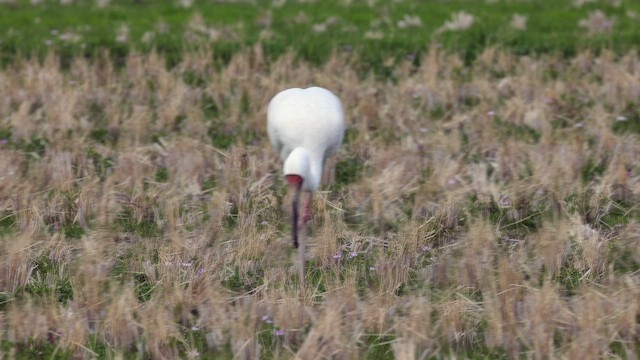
283;147;311;248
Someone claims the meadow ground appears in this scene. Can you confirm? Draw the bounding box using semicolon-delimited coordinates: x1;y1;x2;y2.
1;1;640;359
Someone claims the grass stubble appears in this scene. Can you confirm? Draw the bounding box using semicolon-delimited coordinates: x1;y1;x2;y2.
0;45;639;358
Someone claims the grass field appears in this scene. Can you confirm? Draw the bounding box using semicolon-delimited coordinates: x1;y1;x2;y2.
2;0;640;69
1;0;640;359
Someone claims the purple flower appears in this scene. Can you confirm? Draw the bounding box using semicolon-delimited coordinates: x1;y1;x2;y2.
499;195;511;207
421;245;431;253
274;329;285;336
487;111;496;117
349;252;358;259
332;253;342;260
196;268;206;276
261;315;273;324
0;139;7;145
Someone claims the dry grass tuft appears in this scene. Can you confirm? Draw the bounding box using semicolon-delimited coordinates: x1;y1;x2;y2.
0;45;639;358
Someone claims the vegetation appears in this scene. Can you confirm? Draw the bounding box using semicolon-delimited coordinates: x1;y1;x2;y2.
0;0;639;358
1;0;640;69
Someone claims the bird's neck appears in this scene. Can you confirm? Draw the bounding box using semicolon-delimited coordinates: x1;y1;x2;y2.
283;147;323;192
306;154;323;191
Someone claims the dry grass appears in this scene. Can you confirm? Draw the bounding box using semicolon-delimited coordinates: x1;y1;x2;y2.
0;46;639;358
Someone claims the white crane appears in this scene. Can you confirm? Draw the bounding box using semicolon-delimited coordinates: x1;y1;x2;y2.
267;87;345;282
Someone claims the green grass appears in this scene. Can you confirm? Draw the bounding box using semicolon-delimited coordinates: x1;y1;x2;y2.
0;211;17;236
19;255;74;304
335;156;365;188
116;207;162;238
2;0;640;71
7;339;73;360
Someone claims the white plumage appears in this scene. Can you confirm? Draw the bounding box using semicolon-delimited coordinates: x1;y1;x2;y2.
268;87;345;192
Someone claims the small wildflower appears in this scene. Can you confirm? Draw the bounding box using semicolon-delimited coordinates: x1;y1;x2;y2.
261;220;269;225
156;20;170;34
579;10;614;35
616;115;627;122
419;127;429;133
252;28;274;40
421;245;431;252
487;110;496;117
313;23;327;33
181;261;193;268
364;30;383;40
186;349;200;359
397;14;422;29
45;39;53;46
261;315;273;324
141;31;155;43
438;11;474;33
116;24;129;43
325;16;339;27
510;14;527;31
499;195;511;207
332;253;342;260
191;325;199;331
369;266;376;271
0;139;8;146
447;178;458;185
196;268;206;276
59;32;81;43
293;11;309;24
574;122;584;128
274;329;285;336
179;0;194;8
573;0;595;8
349;252;358;258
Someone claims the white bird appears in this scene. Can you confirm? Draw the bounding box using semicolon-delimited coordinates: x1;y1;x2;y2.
267;87;345;279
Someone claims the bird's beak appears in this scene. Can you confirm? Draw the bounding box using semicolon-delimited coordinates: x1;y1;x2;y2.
285;175;303;248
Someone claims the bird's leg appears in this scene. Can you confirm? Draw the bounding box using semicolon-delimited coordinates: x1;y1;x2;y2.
298;192;313;287
321;157;334;186
286;175;303;248
300;191;312;226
